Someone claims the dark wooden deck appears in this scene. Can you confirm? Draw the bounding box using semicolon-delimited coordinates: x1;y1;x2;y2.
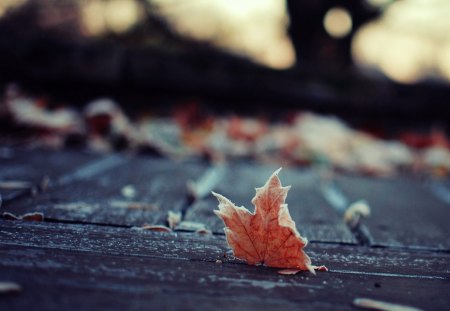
0;147;449;310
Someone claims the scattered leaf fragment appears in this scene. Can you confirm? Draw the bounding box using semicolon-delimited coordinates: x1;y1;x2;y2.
167;210;182;229
313;265;328;272
344;201;371;229
2;212;44;221
141;225;172;232
277;269;300;275
0;282;22;294
20;212;44;222
196;228;212;235
213;168;320;273
2;212;19;220
353;298;423;311
278;265;328;275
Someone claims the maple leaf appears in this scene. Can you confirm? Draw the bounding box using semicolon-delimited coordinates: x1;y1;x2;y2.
213;168;318;273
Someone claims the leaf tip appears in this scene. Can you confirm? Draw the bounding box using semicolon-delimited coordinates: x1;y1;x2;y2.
307;265;316;275
274;167;283;175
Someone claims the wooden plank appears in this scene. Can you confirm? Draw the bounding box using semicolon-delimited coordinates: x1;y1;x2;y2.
0;221;448;311
0;147;103;202
336;174;450;250
0;220;448;278
3;156;205;226
1;245;448;311
185;163;356;243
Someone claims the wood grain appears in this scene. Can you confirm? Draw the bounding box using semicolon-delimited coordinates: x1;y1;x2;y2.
3;155;206;226
0;148;103;202
0;220;448;311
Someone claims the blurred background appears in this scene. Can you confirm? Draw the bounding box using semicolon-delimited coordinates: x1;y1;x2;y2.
1;0;450;176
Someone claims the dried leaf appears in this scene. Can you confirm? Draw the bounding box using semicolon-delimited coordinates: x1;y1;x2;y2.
2;212;44;221
353;298;423;311
20;212;44;222
213;168;319;272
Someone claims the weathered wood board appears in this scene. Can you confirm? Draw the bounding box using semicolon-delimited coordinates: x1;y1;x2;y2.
0;220;448;311
0;147;103;202
3;155;206;226
185;163;356;243
0;220;448;278
336;174;450;250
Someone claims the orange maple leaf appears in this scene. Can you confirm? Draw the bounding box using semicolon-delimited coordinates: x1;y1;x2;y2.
213;168;320;273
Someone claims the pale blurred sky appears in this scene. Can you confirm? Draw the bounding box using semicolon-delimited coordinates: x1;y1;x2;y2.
1;0;450;83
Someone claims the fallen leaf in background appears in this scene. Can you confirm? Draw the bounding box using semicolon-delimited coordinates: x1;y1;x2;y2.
213;168;321;273
6;97;83;134
84;98;136;152
353;298;423;311
2;84;450;178
227;116;267;142
422;146;450;176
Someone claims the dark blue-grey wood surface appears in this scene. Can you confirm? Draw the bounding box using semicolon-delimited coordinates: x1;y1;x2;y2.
0;148;449;310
